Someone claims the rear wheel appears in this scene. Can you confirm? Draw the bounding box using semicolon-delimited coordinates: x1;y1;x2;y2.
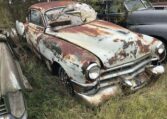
58;67;75;96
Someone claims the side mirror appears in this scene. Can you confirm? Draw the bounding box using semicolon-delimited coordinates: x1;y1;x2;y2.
16;20;25;36
26;17;28;23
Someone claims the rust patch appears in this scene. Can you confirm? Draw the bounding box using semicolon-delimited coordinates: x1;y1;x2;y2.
138;34;157;45
90;20;128;31
118;50;127;60
30;1;75;12
109;55;117;65
60;24;110;37
123;41;134;49
136;40;149;53
43;35;99;69
137;33;144;39
151;38;158;45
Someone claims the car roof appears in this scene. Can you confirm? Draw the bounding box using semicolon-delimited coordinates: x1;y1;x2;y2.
30;1;75;11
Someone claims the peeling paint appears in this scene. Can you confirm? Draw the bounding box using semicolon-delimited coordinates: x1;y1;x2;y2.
20;1;165;106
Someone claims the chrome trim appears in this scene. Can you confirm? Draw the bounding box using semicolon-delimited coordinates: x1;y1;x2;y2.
99;67;146;88
86;63;99;71
151;57;159;61
75;85;120;106
71;79;98;88
75;65;164;106
121;67;145;80
0;34;7;42
101;53;151;73
0;98;8;116
86;63;100;80
101;58;151;80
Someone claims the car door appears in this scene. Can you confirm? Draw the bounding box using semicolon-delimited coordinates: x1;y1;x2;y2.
26;9;45;55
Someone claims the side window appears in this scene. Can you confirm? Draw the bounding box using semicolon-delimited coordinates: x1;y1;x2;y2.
28;10;44;27
109;1;124;13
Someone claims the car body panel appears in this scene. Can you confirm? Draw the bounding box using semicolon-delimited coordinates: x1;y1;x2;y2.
54;20;158;68
96;0;167;44
30;1;75;12
0;42;21;96
128;10;167;25
0;30;27;118
16;1;165;106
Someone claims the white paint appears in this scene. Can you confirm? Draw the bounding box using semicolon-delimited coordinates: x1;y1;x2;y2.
16;20;25;36
152;65;165;74
9;72;21;89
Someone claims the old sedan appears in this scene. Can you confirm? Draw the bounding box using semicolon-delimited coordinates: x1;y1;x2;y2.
16;1;165;106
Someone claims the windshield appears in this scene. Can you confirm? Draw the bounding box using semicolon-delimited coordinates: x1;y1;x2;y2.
45;3;97;30
125;0;152;11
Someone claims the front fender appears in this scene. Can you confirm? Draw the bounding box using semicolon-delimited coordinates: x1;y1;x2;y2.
38;36;100;84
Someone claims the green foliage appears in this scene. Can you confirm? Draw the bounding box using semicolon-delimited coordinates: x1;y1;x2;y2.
0;0;13;27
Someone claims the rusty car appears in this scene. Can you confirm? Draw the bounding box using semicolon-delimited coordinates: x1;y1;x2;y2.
15;1;165;106
0;29;28;119
97;0;167;57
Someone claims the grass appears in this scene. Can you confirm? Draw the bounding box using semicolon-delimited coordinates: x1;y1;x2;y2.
0;0;167;119
0;0;13;27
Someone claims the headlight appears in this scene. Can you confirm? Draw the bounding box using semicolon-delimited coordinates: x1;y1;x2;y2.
8;91;27;119
157;43;165;54
86;63;100;80
156;42;166;62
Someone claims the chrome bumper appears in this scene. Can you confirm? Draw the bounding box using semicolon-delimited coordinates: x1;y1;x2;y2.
0;111;27;119
75;65;165;106
76;85;121;106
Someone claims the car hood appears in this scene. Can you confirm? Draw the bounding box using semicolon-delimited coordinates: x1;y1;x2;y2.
0;43;21;97
53;20;155;68
128;9;167;25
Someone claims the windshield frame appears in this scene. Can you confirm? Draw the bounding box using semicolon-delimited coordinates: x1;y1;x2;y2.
44;6;66;27
44;3;97;30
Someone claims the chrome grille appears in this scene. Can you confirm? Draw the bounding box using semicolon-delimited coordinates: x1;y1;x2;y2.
100;54;152;87
0;98;8;116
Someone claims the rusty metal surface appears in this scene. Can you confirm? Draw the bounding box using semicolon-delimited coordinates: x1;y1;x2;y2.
19;1;165;105
30;1;74;11
55;20;160;68
77;85;121;106
77;64;164;106
37;34;100;84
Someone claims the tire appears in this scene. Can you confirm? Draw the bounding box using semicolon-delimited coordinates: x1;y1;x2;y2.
58;67;75;96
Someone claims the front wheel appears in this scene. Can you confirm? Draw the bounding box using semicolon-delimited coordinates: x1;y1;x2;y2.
58;67;75;96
